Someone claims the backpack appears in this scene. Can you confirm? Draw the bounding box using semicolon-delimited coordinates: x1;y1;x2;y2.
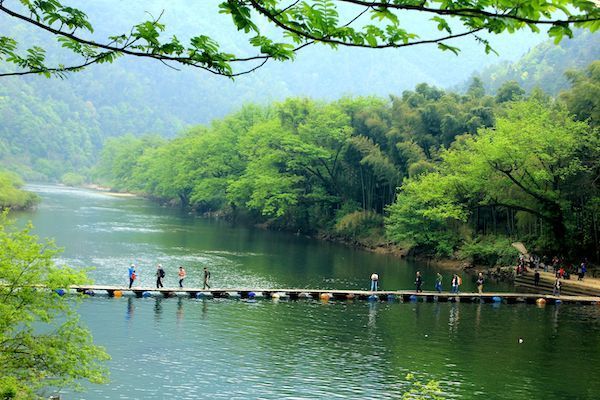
159;269;165;278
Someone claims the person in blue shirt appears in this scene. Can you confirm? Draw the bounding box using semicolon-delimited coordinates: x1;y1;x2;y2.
128;264;136;288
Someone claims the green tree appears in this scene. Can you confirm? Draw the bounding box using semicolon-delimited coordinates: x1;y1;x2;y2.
1;0;598;77
387;100;597;256
0;213;109;398
495;80;526;103
560;60;600;126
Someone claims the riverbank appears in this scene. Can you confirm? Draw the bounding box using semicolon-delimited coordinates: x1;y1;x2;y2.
81;183;579;282
82;184;137;197
0;172;40;211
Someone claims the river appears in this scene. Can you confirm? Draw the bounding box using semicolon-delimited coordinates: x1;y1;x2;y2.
14;185;600;399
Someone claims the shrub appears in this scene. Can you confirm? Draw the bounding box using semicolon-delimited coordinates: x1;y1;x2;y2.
459;235;519;266
61;172;87;187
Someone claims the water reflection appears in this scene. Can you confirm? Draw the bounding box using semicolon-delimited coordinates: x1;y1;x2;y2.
368;301;378;329
552;304;560;335
201;299;208;319
448;303;460;334
475;302;482;331
176;296;184;323
126;297;134;322
154;297;163;321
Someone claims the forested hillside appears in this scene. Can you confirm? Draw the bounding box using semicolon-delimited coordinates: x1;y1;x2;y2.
0;0;547;181
96;63;600;264
464;31;600;95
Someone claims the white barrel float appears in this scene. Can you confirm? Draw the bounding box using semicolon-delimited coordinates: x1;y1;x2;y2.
346;293;355;300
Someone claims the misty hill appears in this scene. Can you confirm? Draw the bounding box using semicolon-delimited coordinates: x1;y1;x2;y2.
462;31;600;95
0;0;579;180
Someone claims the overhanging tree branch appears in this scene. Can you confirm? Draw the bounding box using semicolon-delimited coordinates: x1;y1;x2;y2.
0;0;598;78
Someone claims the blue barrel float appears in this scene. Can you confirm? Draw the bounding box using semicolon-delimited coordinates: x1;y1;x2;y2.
387;294;396;302
368;294;378;302
409;295;418;302
248;291;256;299
84;289;95;296
195;292;205;299
142;291;152;298
492;296;503;303
54;289;66;296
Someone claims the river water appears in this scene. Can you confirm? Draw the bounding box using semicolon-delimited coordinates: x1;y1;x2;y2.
15;185;600;399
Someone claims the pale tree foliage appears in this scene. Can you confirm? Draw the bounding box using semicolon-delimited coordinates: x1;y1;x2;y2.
0;213;109;399
0;0;599;77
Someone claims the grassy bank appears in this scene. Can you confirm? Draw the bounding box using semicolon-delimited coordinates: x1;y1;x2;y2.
0;172;39;210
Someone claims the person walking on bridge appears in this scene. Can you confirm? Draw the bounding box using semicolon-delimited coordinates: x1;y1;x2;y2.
128;264;136;289
370;272;379;291
415;271;423;293
434;273;443;293
552;277;561;296
476;272;484;294
451;274;460;294
156;264;165;288
178;266;187;288
203;267;211;289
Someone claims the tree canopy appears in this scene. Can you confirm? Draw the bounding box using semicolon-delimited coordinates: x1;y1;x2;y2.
0;0;599;77
0;213;109;399
94;63;599;263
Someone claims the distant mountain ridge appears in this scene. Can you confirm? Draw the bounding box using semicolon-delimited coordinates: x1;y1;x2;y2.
1;0;593;180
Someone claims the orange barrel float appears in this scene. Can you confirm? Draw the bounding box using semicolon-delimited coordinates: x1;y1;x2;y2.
320;293;331;302
536;298;546;306
113;290;123;298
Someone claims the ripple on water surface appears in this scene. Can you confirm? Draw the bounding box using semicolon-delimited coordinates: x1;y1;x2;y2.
72;298;600;400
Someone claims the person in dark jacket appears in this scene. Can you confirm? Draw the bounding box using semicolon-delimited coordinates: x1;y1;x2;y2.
203;267;211;289
156;264;165;288
415;271;423;293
